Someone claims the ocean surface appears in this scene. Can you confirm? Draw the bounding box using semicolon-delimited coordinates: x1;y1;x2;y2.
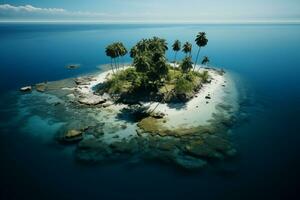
0;23;300;200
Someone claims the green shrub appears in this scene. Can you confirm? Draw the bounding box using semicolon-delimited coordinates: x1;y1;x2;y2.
175;76;194;94
199;70;209;83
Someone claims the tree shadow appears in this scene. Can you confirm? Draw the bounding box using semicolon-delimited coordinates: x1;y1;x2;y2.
92;82;106;94
116;105;150;123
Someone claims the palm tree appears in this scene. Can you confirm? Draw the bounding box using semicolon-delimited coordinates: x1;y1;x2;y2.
111;44;119;71
130;46;138;58
105;44;116;74
172;40;181;68
193;32;208;70
151;37;168;52
182;42;192;57
133;54;150;73
116;42;128;69
180;56;193;73
156;56;169;79
197;56;209;72
202;56;209;66
136;39;149;52
159;38;168;52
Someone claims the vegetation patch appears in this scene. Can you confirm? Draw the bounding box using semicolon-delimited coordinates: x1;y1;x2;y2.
100;34;210;104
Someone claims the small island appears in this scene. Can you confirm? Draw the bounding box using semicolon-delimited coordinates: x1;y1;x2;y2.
20;32;239;170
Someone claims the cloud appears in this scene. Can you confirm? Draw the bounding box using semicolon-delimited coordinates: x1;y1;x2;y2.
0;4;65;14
0;4;108;20
0;4;181;22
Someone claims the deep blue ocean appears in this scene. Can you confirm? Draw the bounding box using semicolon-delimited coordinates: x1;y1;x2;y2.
0;23;299;200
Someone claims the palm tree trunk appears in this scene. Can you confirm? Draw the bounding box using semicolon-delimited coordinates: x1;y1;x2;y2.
114;59;117;72
149;101;161;114
174;51;178;68
121;56;123;70
193;47;201;71
173;51;178;76
197;63;206;72
111;58;115;74
149;84;173;114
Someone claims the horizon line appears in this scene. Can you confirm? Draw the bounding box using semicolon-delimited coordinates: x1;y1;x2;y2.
1;19;300;25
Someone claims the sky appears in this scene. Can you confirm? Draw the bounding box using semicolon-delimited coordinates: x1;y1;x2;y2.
0;0;299;23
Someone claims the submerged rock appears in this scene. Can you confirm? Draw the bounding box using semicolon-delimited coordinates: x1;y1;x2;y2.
174;155;207;170
185;140;223;159
66;64;80;70
156;139;178;151
76;139;112;163
204;135;231;152
35;83;47;92
62;129;84;143
109;139;138;154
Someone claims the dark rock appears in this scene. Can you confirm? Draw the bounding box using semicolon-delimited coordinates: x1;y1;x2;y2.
20;86;32;92
151;112;165;119
205;95;211;99
66;64;80;70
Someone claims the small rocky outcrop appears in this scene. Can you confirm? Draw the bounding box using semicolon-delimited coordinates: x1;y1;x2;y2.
20;86;32;92
61;129;84;143
35;83;47;92
78;94;106;105
75;76;96;85
174;155;207;170
66;64;80;70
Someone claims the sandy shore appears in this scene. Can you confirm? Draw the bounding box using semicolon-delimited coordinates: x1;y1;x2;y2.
146;68;238;128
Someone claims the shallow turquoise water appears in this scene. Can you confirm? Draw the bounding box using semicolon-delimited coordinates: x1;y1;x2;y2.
0;23;300;200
